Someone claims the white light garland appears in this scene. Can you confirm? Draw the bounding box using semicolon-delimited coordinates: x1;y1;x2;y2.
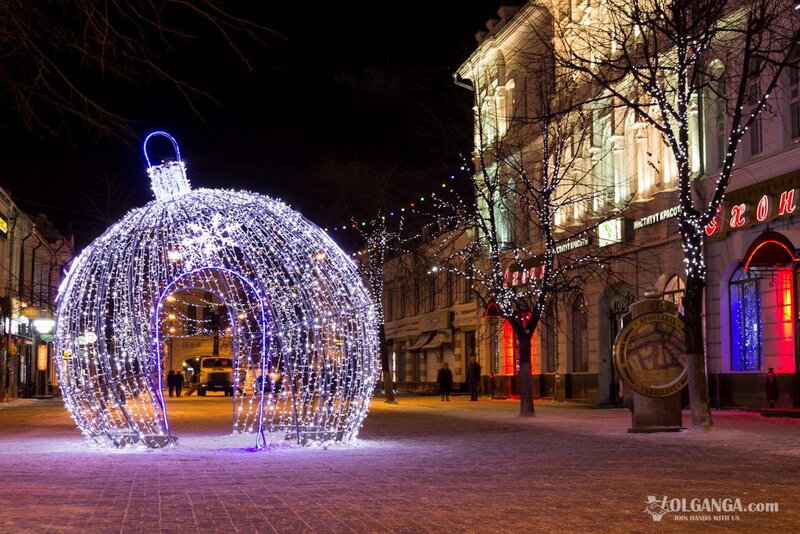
54;131;380;449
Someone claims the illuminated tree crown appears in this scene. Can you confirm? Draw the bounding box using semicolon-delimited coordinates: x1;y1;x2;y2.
54;131;379;449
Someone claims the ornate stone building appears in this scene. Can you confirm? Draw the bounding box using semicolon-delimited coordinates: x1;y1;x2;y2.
384;1;799;409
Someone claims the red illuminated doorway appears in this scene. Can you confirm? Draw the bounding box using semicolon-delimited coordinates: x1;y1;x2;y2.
742;231;799;406
796;267;800;406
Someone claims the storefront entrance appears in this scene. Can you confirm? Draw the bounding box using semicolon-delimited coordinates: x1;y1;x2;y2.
738;230;799;407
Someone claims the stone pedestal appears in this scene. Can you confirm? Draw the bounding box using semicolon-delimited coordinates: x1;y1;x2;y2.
628;391;683;433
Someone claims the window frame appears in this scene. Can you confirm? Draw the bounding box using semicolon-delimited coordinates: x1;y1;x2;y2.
570;294;589;372
729;268;762;372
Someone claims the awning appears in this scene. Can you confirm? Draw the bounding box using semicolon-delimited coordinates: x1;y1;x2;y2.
422;330;453;350
421;336;446;350
407;332;435;351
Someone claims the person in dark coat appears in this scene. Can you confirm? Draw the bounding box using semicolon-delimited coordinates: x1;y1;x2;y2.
174;371;185;397
437;362;453;402
167;369;176;398
467;356;482;401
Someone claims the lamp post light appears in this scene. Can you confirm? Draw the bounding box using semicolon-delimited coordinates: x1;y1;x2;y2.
32;314;55;397
32;317;55;335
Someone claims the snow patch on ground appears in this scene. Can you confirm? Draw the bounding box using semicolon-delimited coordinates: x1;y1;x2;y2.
0;398;40;410
177;432;260;450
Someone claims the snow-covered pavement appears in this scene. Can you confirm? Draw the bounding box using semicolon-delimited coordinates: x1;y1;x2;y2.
0;394;797;533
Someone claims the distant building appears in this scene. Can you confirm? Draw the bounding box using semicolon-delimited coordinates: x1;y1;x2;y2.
383;236;478;393
0;189;74;400
159;289;236;386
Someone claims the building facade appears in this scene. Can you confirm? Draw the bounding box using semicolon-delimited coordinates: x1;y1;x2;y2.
0;189;73;401
383;240;479;393
383;1;799;409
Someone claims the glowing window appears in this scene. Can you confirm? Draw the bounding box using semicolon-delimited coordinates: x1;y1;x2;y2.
730;268;762;371
502;319;516;375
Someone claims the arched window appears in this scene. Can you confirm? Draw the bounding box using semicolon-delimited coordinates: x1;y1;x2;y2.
505;79;516;127
661;132;678;187
570;294;588;372
555;137;576;226
461;261;473;304
592;103;614;214
788;49;800;140
478;50;507;145
702;61;728;172
504;178;515;244
494;178;515;247
745;58;763;158
482;92;498;144
625;109;645;200
399;281;407;317
492;185;504;244
424;273;435;312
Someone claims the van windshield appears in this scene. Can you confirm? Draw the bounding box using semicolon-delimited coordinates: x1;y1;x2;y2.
202;358;232;368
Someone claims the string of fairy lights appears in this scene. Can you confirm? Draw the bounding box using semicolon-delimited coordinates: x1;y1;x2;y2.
323;157;471;243
53;131;380;449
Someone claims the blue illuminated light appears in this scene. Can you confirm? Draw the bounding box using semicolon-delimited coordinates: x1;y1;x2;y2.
731;274;761;371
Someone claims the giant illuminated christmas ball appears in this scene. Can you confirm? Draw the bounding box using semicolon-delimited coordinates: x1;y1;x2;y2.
54;132;380;449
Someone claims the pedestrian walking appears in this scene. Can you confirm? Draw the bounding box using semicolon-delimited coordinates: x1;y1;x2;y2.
175;371;185;397
167;369;176;398
437;362;453;402
467;356;481;401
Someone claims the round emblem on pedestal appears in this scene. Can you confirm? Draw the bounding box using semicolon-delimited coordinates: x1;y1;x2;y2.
613;312;687;397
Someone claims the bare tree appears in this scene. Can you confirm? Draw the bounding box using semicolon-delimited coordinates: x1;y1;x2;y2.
0;0;275;140
355;216;404;403
81;172;144;236
551;0;800;429
440;70;626;416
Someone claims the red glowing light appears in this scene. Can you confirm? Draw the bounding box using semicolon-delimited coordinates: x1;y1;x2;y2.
502;320;515;375
743;239;799;271
772;269;795;373
498;318;539;376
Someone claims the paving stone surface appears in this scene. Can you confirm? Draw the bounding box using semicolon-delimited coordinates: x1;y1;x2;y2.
0;394;798;533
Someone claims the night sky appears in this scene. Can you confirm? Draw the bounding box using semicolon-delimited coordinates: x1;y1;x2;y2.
0;1;505;250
